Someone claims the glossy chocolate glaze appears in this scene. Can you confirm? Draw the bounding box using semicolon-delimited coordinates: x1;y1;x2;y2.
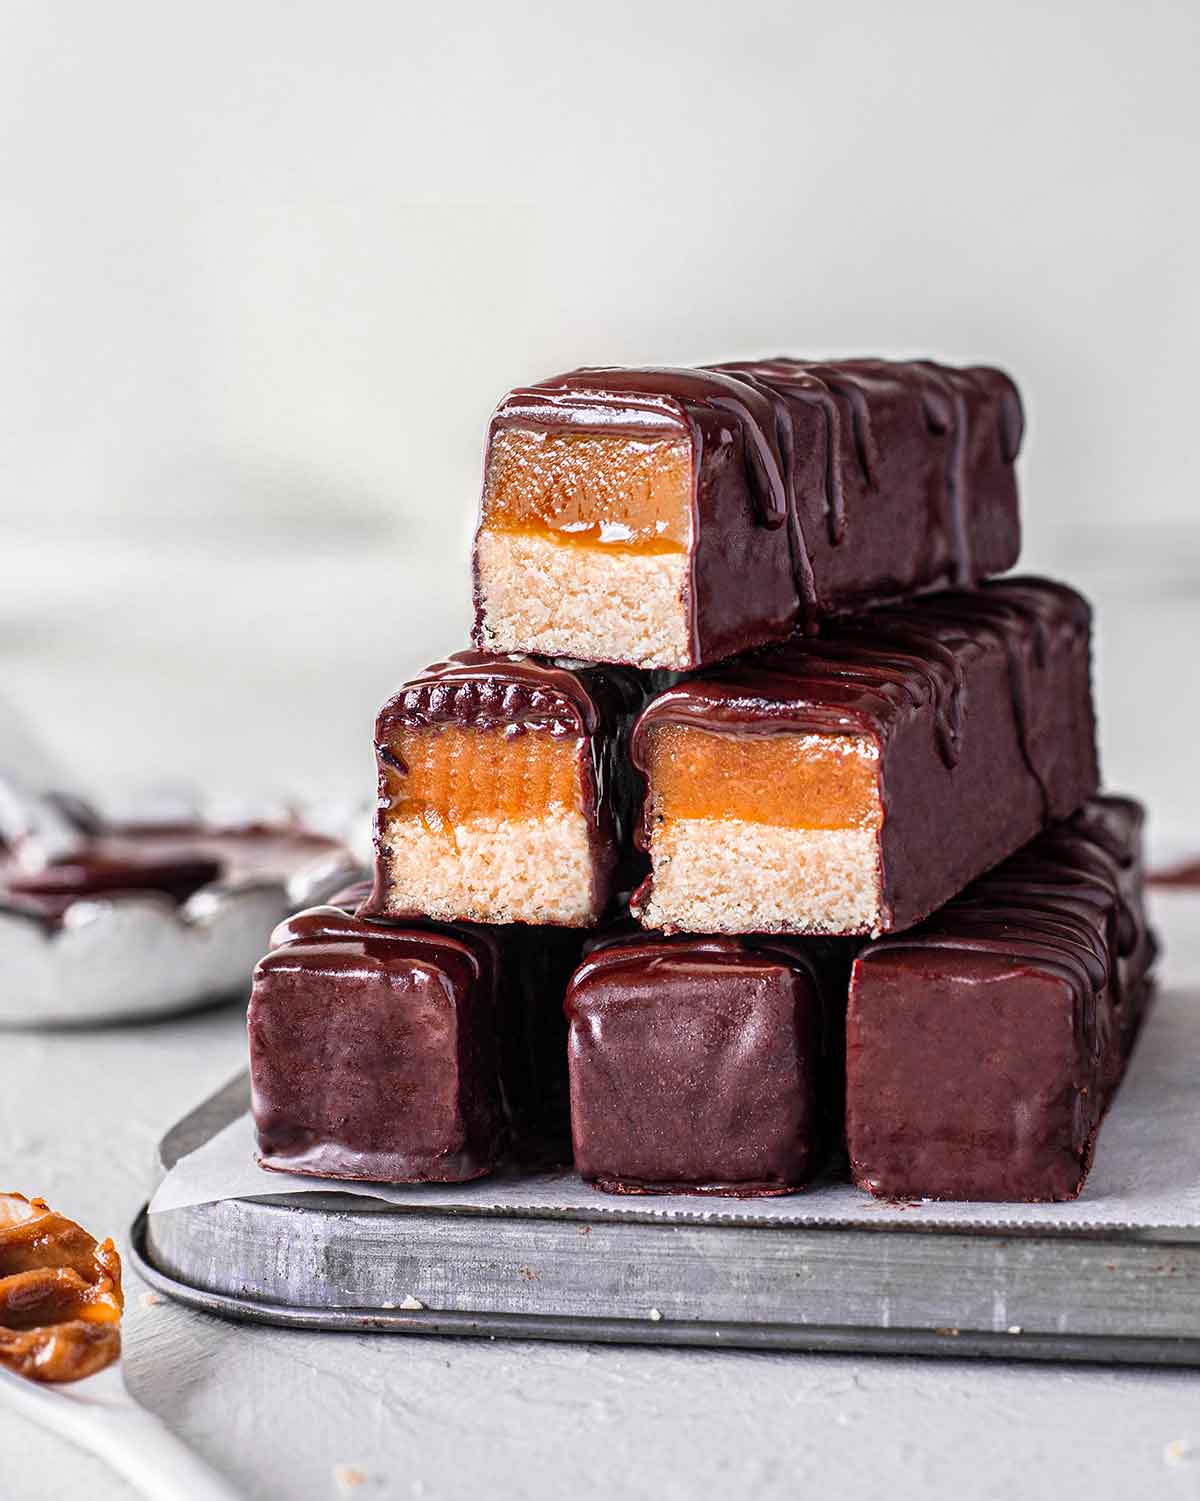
249;902;506;1183
846;795;1156;1202
566;932;852;1196
478;358;1023;665
360;651;663;924
630;577;1099;934
341;877;582;1159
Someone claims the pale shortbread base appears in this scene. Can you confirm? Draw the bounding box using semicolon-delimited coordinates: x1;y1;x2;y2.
475;529;692;669
380;810;598;925
638;819;883;936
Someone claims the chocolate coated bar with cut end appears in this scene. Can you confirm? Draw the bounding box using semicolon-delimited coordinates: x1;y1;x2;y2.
565;931;852;1196
359;652;656;927
630;577;1098;937
249;902;507;1182
845;795;1157;1203
473;359;1023;670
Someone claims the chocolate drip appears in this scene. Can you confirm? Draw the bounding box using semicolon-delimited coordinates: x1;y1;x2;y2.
915;582;1061;815
867;796;1152;1057
633;578;1086;790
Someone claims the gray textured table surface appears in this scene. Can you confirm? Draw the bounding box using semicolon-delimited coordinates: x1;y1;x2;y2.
4;541;1200;1499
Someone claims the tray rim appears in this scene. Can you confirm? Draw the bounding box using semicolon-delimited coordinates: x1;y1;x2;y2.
128;1208;1200;1368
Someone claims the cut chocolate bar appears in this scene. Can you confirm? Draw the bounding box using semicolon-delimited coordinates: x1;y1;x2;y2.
474;359;1023;669
249;904;506;1182
565;931;851;1196
630;577;1098;936
846;795;1157;1202
359;652;654;927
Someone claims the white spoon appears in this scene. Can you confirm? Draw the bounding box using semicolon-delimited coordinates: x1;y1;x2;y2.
0;1360;242;1500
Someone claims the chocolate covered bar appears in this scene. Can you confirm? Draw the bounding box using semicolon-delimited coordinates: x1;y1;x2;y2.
359;652;654;927
249;903;507;1182
344;877;580;1154
565;932;851;1196
250;882;586;1179
846;795;1157;1202
630;577;1098;937
473;359;1023;669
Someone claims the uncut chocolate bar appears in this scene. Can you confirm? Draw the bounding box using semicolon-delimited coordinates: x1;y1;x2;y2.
359;652;655;927
846;795;1157;1202
630;577;1098;936
566;930;851;1197
474;358;1023;669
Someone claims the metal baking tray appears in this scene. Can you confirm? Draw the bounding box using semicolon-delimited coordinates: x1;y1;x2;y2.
135;956;1200;1366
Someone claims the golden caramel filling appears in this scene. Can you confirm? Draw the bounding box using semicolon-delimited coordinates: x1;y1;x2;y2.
385;725;584;836
647;725;882;833
482;428;693;554
0;1192;123;1383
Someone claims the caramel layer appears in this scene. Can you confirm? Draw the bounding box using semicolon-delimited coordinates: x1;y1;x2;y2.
385;725;585;834
647;725;882;833
483;428;692;555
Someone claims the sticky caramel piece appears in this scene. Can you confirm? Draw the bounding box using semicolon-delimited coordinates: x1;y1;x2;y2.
483;429;693;555
0;1192;123;1382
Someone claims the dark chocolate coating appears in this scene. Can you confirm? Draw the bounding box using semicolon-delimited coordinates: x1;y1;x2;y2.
846;795;1156;1203
359;651;662;925
565;932;851;1196
249;903;505;1182
268;879;585;1169
630;576;1099;934
477;359;1023;666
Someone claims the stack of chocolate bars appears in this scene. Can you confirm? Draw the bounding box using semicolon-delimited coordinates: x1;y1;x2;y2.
248;359;1157;1203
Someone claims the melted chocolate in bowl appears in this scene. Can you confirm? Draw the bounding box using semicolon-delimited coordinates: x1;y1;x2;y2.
0;823;346;923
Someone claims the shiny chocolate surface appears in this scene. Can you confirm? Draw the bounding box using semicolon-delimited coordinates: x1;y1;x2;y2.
846;796;1157;1202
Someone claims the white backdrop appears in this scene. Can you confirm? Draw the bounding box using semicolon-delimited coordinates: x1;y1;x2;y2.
2;0;1198;828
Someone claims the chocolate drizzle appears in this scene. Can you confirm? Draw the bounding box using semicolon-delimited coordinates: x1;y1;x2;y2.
846;796;1156;1202
633;578;1087;786
863;796;1154;1082
491;357;1024;632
